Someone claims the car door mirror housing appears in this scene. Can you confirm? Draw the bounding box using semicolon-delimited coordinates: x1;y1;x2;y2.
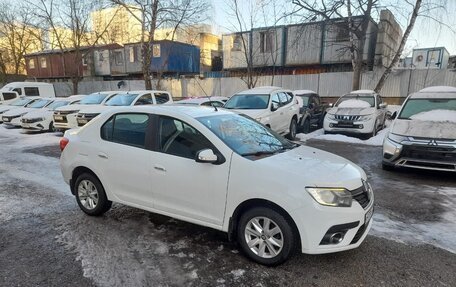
328;103;333;107
387;111;397;120
379;103;387;109
271;102;279;111
195;149;218;163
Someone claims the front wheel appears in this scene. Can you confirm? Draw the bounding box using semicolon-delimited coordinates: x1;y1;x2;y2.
237;207;297;266
75;173;112;216
286;118;297;140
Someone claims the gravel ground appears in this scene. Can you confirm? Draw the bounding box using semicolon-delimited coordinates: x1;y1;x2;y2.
0;128;455;287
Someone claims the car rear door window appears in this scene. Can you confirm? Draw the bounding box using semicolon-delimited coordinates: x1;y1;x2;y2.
158;116;213;159
278;92;289;106
154;93;170;104
101;113;149;148
135;94;153;105
24;87;40;96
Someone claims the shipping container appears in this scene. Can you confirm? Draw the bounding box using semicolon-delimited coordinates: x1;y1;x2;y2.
222;32;250;69
411;47;450;69
149;40;200;74
285;23;323;66
251;26;285;67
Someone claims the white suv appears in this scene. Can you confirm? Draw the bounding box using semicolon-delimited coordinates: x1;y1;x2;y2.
60;105;374;266
223;86;300;139
324;90;387;138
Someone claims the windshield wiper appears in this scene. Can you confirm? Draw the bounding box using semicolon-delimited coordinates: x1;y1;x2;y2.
241;150;277;157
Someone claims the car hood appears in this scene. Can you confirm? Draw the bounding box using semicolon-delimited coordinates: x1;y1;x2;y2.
229;109;270;119
56;103;94;112
22;109;52;119
78;105;111;114
327;107;375;116
260;145;366;190
391;119;456;139
2;107;33;117
0;105;19;113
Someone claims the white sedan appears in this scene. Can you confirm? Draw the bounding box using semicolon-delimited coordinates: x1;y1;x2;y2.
21;95;86;132
2;98;55;127
60;105;374;266
0;97;40;123
324;90;387;138
176;96;228;107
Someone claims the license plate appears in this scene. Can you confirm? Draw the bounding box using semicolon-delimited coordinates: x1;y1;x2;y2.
78;119;88;124
3;117;9;122
365;206;374;224
54;116;64;121
22;123;29;128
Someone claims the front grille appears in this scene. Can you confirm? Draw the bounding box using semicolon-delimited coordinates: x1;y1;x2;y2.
350;185;370;209
350;224;367;244
401;145;456;163
335;115;361;121
22;118;38;123
2;115;18;122
55;110;75;116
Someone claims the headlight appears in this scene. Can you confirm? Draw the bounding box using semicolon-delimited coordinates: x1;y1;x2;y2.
326;114;336;121
387;133;407;144
66;110;79;114
358;115;373;121
306;187;352;207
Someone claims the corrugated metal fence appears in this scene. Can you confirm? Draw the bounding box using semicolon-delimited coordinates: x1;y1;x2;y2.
53;69;456;100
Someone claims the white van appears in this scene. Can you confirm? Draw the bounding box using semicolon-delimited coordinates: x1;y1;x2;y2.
0;82;55;105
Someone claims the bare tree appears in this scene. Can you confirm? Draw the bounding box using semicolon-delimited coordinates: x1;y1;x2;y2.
109;0;209;90
28;0;116;94
0;3;42;82
292;0;377;90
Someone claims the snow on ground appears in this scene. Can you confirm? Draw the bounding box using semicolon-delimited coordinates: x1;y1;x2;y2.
410;109;456;122
297;127;388;146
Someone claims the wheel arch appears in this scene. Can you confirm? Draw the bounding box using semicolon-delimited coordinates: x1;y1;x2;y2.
227;198;301;249
70;166;103;195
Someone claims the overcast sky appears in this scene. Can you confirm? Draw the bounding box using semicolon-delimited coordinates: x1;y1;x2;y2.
211;0;456;56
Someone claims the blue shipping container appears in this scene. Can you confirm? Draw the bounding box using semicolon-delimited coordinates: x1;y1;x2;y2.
150;40;200;74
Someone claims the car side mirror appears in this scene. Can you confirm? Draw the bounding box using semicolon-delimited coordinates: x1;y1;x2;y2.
328;103;333;107
387;111;397;120
271;102;279;112
195;149;218;163
379;103;387;109
308;103;314;109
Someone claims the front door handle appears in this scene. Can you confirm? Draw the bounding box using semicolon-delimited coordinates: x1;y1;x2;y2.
154;165;166;172
98;152;108;159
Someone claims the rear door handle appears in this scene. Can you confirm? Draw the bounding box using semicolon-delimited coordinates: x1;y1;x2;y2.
154;165;166;172
98;153;108;159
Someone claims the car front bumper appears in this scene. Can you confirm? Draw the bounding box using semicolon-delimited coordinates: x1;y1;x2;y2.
324;118;375;135
2;116;22;127
21;120;48;131
383;138;456;172
292;185;374;254
54;113;78;130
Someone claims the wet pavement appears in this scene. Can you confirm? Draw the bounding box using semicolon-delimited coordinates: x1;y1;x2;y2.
1;129;455;287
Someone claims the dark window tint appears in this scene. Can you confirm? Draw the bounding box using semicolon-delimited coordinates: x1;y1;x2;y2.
155;92;170;104
158;116;213;159
24;87;40;96
12;88;22;95
3;92;17;100
101;113;149;148
135;94;153;105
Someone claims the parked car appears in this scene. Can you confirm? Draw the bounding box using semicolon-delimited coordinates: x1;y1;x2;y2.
0;97;41;123
76;90;173;127
53;92;118;131
382;86;456;172
21;95;86;132
2;98;54;127
0;82;55;105
323;90;387;138
223;86;300;139
60;105;374;266
176;96;228;107
294;90;329;133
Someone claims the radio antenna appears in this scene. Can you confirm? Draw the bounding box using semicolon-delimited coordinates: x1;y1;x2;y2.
194;75;217;111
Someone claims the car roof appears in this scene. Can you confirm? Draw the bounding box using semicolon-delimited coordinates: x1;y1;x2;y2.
176;97;227;104
114;90;169;94
350;89;376;94
236;86;290;95
410;86;456;99
104;105;234;118
294;90;317;95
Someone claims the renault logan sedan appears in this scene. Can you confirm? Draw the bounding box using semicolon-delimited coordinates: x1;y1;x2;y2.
60;106;374;266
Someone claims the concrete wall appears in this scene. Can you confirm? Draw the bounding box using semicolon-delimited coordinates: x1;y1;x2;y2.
52;69;456;104
222;32;250;69
375;9;402;67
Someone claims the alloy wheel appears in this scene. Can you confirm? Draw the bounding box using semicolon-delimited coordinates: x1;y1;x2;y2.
244;216;284;258
77;180;99;210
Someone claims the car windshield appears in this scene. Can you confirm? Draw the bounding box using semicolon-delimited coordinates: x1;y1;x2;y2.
197;113;297;158
336;95;375;107
398;98;456;119
46;101;70;110
224;94;270;110
105;94;138;106
28;99;52;108
80;93;109;105
298;95;310;106
9;98;30;106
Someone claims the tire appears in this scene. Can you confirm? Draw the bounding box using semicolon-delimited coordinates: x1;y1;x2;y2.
49;121;55;132
301;118;311;134
237;207;296;266
286;118;297;140
319;113;326;128
74;173;112;216
369;121;378;138
382;162;394;171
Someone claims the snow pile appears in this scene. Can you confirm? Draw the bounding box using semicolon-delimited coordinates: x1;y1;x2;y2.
410;109;456;123
297;127;388;146
419;86;456;93
338;99;371;108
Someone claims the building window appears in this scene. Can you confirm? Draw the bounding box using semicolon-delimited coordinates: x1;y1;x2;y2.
232;34;243;52
129;46;138;62
114;51;123;65
40;57;47;68
28;59;35;69
260;31;274;53
335;23;350;42
82;56;88;66
153;44;161;58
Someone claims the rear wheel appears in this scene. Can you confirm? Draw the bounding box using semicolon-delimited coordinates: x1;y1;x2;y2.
287;118;297;140
301;118;311;134
75;173;112;216
237;207;296;266
49;121;55;132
